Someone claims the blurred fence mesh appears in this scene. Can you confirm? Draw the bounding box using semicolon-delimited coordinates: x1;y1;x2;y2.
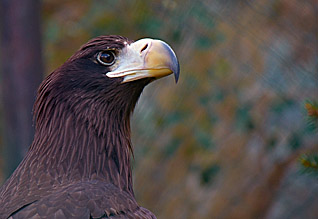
1;0;317;218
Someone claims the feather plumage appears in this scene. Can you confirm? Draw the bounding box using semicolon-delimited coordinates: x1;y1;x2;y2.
0;35;179;219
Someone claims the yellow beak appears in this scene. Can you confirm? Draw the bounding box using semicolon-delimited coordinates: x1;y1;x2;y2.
106;38;180;83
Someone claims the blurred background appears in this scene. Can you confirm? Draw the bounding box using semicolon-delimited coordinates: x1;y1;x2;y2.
0;0;317;218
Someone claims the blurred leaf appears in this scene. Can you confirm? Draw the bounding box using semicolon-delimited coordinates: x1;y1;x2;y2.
288;132;302;151
194;129;214;150
201;164;220;185
235;105;255;131
305;100;318;131
270;98;295;114
163;137;182;158
299;154;318;176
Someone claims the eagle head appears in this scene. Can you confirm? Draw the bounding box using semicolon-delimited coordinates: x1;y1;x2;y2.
35;35;179;128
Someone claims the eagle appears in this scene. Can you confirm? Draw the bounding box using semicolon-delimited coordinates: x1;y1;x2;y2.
0;35;179;218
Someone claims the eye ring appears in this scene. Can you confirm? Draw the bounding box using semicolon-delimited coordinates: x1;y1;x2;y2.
97;50;116;66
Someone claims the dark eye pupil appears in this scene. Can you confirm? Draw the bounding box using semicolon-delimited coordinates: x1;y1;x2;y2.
100;52;113;63
98;51;115;65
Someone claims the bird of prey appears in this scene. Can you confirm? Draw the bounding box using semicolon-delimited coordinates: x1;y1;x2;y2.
0;35;179;219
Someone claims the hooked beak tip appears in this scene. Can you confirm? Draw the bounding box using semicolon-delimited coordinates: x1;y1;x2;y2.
173;62;180;83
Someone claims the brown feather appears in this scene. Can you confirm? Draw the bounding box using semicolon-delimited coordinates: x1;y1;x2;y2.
0;35;155;218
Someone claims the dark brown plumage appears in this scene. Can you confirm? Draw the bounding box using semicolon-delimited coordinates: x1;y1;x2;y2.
0;35;179;218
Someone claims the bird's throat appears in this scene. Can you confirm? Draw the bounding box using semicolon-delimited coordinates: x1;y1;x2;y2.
28;95;136;196
25;76;150;197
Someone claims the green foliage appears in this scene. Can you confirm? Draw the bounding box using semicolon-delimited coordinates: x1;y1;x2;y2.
299;154;318;176
288;132;302;151
235;105;255;132
200;164;220;185
305;101;318;131
299;101;318;175
163;137;182;158
194;129;215;150
270;97;295;114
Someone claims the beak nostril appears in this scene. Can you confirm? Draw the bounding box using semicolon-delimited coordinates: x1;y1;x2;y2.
140;44;148;53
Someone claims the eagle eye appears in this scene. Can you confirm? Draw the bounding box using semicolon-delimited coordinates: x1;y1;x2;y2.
97;51;116;66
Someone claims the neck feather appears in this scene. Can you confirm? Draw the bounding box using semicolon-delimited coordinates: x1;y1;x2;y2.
27;76;148;195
